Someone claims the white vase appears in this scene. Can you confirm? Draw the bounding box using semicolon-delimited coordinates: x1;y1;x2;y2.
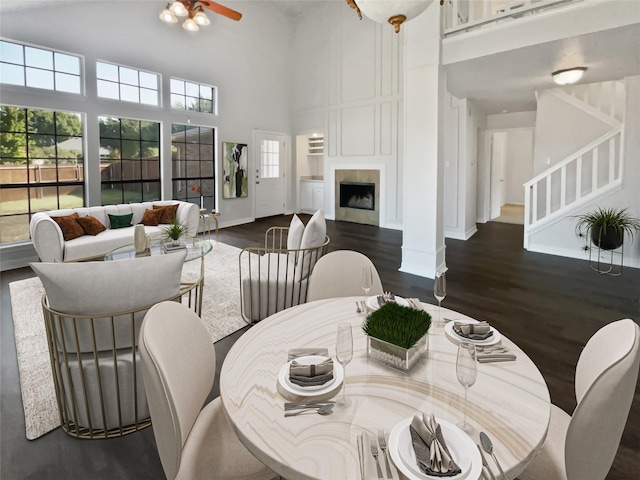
134;224;146;253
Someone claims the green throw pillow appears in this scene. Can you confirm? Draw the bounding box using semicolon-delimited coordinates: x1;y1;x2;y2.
108;213;133;229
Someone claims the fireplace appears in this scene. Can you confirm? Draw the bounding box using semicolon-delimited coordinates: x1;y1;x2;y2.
340;182;375;211
334;169;380;226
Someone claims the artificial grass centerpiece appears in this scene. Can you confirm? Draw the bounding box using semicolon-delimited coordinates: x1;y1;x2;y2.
363;302;431;349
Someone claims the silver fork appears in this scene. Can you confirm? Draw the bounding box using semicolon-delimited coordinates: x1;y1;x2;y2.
370;437;384;479
378;430;393;479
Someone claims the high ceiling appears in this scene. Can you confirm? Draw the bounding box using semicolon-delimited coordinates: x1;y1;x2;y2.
2;1;639;116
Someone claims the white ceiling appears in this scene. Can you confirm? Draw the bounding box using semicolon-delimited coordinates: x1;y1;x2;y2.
2;1;639;116
444;22;640;115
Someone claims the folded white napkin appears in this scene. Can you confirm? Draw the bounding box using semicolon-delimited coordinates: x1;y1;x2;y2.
410;413;462;477
288;348;329;360
477;346;516;363
453;321;493;340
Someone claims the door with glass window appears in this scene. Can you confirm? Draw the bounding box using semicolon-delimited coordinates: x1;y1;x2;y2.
254;131;286;218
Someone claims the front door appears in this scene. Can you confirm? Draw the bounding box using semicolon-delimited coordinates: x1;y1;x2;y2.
254;131;287;218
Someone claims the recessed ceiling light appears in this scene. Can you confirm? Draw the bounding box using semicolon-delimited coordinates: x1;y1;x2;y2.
552;67;587;85
502;109;508;113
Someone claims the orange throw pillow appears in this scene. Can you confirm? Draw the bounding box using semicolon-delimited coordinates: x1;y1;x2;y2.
51;213;85;241
153;204;179;224
141;208;164;226
76;215;106;236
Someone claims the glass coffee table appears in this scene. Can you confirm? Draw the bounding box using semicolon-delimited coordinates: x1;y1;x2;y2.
105;238;213;315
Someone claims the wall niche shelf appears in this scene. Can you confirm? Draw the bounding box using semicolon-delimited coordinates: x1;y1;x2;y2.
308;136;324;156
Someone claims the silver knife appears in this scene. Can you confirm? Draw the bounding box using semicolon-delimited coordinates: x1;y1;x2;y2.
477;444;497;480
357;434;364;480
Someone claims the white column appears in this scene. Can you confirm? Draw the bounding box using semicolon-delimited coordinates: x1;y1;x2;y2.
400;6;446;279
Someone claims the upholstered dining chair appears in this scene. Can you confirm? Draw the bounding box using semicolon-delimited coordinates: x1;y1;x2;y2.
139;301;276;480
306;250;384;302
518;318;640;480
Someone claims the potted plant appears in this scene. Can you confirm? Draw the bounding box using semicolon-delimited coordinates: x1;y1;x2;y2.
161;219;188;247
362;302;431;372
572;207;640;251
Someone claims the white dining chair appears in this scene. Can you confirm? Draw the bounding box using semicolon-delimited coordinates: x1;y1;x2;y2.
306;250;384;302
139;301;276;480
518;318;640;480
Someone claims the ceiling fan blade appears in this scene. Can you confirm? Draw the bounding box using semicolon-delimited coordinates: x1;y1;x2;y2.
199;1;242;21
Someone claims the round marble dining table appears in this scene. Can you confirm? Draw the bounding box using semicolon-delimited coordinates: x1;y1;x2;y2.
219;296;551;480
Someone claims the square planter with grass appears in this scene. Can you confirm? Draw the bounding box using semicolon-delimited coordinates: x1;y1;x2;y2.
363;302;431;372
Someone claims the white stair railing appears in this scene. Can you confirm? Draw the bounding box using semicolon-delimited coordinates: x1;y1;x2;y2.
523;127;623;246
444;0;575;36
560;80;625;123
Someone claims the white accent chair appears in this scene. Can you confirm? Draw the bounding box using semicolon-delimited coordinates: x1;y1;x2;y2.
139;301;276;480
32;251;187;438
518;318;640;480
307;250;384;302
240;210;330;323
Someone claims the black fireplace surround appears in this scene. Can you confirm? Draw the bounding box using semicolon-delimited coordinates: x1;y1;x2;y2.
339;182;375;211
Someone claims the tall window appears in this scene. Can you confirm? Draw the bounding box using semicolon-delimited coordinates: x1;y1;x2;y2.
261;139;280;178
99;116;160;205
0;40;82;94
170;78;216;114
171;124;215;212
0;106;84;243
96;61;159;106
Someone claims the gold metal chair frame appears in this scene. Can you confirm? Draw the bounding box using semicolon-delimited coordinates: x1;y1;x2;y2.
41;285;200;439
239;226;330;324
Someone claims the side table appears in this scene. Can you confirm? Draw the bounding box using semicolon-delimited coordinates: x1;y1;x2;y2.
199;211;220;243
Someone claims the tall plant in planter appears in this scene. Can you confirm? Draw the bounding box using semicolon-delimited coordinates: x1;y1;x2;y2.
572;207;640;251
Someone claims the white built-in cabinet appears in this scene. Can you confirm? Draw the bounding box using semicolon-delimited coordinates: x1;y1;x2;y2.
299;179;325;213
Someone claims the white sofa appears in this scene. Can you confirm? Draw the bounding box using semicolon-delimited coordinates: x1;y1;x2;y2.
30;201;199;263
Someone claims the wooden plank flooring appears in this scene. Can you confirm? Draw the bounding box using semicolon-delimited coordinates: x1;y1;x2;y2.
1;217;638;479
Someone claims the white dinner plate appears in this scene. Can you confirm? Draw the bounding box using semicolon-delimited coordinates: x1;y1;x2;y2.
444;320;502;346
277;355;344;397
366;295;410;312
388;417;482;480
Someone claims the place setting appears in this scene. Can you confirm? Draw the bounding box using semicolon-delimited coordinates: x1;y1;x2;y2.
278;322;354;415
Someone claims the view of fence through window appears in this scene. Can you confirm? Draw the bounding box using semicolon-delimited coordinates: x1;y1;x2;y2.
99;116;161;205
171;124;216;212
0;106;85;242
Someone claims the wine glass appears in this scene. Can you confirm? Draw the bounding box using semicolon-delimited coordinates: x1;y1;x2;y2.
456;341;477;435
335;322;354;407
433;270;447;326
361;266;373;314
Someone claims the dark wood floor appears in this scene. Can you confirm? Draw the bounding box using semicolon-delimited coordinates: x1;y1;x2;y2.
1;217;638;479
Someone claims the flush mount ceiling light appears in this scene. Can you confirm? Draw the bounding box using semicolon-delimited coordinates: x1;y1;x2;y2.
552;67;587;85
159;1;242;32
345;0;444;33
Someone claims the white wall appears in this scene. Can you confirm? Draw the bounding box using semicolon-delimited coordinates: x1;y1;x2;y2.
505;129;533;205
0;1;293;268
487;111;536;130
533;89;610;175
292;3;404;229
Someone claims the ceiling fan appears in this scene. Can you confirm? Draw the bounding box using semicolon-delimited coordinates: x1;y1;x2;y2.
159;1;242;32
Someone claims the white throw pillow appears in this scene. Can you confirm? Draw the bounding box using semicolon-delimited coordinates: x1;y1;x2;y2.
300;209;326;249
287;214;305;251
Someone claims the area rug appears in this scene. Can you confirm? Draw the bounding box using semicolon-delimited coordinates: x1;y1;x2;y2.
9;241;247;440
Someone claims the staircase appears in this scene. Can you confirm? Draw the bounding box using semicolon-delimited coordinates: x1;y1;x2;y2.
523;81;626;249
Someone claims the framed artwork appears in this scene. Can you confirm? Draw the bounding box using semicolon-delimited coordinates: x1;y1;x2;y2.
222;142;248;199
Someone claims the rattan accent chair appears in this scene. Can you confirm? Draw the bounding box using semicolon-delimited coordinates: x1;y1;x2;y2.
32;252;199;439
239;210;329;323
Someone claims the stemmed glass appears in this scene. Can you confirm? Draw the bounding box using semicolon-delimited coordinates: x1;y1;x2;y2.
433;270;447;326
361;266;373;314
335;322;353;408
456;341;477;435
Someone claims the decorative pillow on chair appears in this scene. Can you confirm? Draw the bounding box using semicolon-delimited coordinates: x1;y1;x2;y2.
76;216;106;236
300;209;326;249
153;204;179;224
141;208;164;226
108;213;133;229
51;213;85;241
287;214;305;250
